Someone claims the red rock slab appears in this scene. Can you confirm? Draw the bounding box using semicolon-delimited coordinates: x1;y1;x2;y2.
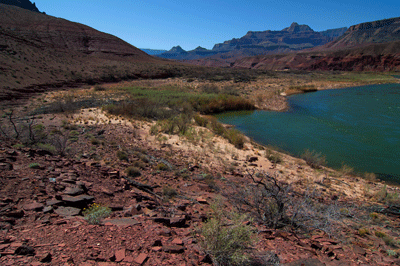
196;197;208;204
114;248;125;262
23;202;44;211
172;238;184;245
134;253;148;265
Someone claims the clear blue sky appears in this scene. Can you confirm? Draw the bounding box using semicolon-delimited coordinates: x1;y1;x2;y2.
35;0;399;51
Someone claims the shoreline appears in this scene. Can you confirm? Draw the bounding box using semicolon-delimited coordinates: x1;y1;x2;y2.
226;81;400;184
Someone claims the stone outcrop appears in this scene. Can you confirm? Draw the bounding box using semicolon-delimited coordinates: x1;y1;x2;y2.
328;16;400;48
0;0;40;12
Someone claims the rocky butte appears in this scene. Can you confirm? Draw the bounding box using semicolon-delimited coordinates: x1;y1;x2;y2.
158;22;347;61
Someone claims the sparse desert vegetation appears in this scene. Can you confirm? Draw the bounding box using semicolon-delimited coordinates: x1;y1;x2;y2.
2;75;400;265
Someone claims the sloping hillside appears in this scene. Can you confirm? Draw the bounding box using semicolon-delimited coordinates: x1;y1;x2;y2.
327;16;400;49
0;4;173;101
231;41;400;71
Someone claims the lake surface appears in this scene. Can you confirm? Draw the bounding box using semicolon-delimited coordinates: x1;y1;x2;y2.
217;84;400;182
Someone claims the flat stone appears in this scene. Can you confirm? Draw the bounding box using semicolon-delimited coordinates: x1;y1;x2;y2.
123;256;134;262
63;186;85;196
172;238;183;245
170;216;187;227
102;218;140;226
114;249;125;262
196;197;208;204
23;202;44;211
163;245;184;254
54;206;81;217
61;195;94;208
134;253;148;265
42;206;53;214
0;243;10;250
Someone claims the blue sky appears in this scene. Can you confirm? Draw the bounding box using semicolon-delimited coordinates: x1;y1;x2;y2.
35;0;399;51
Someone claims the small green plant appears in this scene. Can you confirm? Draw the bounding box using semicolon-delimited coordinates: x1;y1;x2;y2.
265;149;282;164
83;203;111;224
383;236;397;247
224;128;245;149
126;166;141;177
369;212;380;220
340;163;354;176
194;114;208;127
12;143;25;149
156;163;169;171
200;201;256;266
301;149;326;169
358;228;369;237
364;172;377;182
36;143;56;154
117;150;129;161
375;231;387;238
162;186;178;201
28;162;41;169
387;249;397;257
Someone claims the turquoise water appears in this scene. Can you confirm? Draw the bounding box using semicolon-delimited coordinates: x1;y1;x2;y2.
217;84;400;182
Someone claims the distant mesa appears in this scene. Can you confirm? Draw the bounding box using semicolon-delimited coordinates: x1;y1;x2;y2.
282;22;314;33
159;45;218;60
169;45;187;53
0;0;40;12
158;22;348;61
230;16;400;72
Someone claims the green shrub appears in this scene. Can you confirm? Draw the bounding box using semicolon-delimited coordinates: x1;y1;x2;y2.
265;150;282;164
36;143;56;154
383;236;397;247
117;150;129;161
194;114;208;127
126;166;141;177
358;228;369;237
387;250;397;257
83;203;111;224
156;163;169;171
133;160;146;169
162;186;178;201
364;172;377;182
224;129;245;149
375;231;387;238
28;162;41;169
340;163;354;176
209;117;226;136
12;143;25;149
200;203;256;266
301;149;326;169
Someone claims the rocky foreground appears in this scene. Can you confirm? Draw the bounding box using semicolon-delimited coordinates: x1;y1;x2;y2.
1;95;400;266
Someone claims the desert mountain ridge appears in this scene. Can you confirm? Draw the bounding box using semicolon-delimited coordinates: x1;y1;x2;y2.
187;16;400;71
158;22;348;60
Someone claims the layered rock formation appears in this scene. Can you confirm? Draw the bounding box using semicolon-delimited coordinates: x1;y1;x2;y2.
159;23;347;61
0;0;39;12
327;16;400;48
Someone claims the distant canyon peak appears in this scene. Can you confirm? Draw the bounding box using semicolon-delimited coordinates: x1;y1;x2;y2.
158;22;347;60
0;0;40;12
